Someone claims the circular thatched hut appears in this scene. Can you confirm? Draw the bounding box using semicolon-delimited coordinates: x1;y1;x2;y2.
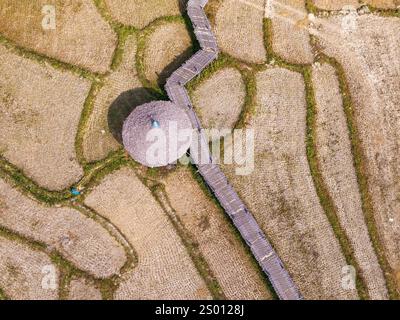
122;101;193;167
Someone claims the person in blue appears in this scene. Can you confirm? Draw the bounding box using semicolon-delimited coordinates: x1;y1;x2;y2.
151;118;160;129
70;187;81;196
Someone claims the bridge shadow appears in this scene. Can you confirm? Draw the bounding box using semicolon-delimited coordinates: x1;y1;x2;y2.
154;0;198;87
156;47;194;87
107;88;160;144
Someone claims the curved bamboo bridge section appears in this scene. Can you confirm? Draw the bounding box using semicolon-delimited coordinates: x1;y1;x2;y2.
166;0;302;300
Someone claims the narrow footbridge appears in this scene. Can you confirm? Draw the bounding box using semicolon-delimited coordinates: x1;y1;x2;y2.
165;0;302;300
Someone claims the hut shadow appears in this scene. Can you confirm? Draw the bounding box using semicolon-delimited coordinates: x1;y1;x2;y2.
107;87;159;144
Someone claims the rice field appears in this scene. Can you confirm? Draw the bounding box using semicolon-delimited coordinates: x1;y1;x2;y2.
0;235;59;300
0;178;127;278
214;0;266;63
67;278;102;300
104;0;181;29
222;67;358;299
0;44;89;190
84;168;212;299
82;35;149;162
0;0;117;73
163;167;272;300
312;62;388;299
267;0;314;64
312;14;400;294
0;0;399;300
191;67;245;130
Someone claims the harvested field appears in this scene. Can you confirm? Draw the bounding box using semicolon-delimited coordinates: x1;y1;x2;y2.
0;45;89;190
163;167;271;300
0;0;117;73
312;62;388;299
222;67;357;299
143;21;193;86
0;236;58;300
366;0;400;8
82;35;152;162
215;0;266;63
0;178;127;279
67;278;102;300
191;68;245;130
84;168;211;299
312;15;400;292
312;0;360;10
267;0;314;64
312;0;399;10
104;0;181;29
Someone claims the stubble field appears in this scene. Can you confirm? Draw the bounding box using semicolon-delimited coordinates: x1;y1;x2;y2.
0;0;399;299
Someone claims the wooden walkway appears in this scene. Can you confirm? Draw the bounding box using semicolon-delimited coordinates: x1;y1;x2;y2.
165;0;302;300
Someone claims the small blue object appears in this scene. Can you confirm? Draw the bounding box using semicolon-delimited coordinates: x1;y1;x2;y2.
151;119;160;129
71;187;81;196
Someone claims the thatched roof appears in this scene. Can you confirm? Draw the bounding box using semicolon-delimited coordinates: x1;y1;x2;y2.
122;101;192;167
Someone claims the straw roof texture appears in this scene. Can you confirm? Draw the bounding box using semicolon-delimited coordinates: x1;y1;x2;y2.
122;101;192;167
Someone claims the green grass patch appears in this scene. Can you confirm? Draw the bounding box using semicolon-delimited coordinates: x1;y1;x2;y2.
235;70;257;129
75;80;105;167
110;26;137;71
185;52;259;130
366;5;400;18
304;0;324;15
204;0;224;27
0;148;128;206
0;287;7;300
0;157;71;205
78;149;129;193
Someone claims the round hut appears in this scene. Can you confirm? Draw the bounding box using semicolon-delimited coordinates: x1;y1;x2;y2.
122;101;193;167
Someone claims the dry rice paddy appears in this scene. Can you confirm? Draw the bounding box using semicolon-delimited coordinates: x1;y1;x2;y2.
222;67;357;299
267;0;314;64
104;0;181;29
214;0;266;63
143;21;193;86
0;0;117;73
366;0;400;8
163;167;272;300
191;67;245;130
312;0;361;10
0;236;58;300
313;62;388;299
0;0;399;300
67;278;102;300
0;178;127;278
0;44;89;190
82;35;150;162
312;14;400;292
84;168;211;299
312;0;400;10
